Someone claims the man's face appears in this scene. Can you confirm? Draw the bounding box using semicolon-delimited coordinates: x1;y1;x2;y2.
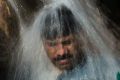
44;34;83;71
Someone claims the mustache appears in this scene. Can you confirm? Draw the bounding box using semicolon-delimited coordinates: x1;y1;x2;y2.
53;53;73;61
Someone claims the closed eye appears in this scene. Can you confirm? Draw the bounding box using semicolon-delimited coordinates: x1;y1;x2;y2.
62;40;72;45
48;42;57;47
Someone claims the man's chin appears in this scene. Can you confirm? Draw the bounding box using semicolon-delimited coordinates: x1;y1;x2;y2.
58;64;73;71
55;60;73;71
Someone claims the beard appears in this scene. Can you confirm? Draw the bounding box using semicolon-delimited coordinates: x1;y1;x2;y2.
51;49;87;71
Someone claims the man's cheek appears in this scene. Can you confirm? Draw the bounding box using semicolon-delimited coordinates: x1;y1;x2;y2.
46;51;54;60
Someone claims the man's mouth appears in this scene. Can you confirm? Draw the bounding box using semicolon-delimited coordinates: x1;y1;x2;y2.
52;53;73;66
58;59;70;65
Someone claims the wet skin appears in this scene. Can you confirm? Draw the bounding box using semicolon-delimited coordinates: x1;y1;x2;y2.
43;34;83;71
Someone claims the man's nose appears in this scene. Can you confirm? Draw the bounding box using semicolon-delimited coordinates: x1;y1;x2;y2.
56;43;65;56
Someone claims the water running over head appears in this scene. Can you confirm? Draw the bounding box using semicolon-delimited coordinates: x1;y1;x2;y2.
9;0;120;80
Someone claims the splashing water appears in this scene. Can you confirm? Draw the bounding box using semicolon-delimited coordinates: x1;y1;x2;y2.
8;0;120;80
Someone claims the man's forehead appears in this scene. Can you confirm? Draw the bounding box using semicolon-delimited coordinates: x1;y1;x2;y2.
44;34;75;42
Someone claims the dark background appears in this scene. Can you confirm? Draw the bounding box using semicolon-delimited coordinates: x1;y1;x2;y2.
98;0;120;39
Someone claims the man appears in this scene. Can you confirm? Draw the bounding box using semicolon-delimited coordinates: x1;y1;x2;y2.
42;5;86;70
41;5;87;80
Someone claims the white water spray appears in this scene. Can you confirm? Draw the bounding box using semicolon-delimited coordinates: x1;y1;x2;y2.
8;0;120;80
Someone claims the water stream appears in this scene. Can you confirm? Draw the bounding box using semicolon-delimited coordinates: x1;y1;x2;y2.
8;0;120;80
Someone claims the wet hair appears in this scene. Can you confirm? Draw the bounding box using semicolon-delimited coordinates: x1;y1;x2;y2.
41;5;80;40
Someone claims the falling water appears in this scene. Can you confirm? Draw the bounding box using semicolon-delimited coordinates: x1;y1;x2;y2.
8;0;120;80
